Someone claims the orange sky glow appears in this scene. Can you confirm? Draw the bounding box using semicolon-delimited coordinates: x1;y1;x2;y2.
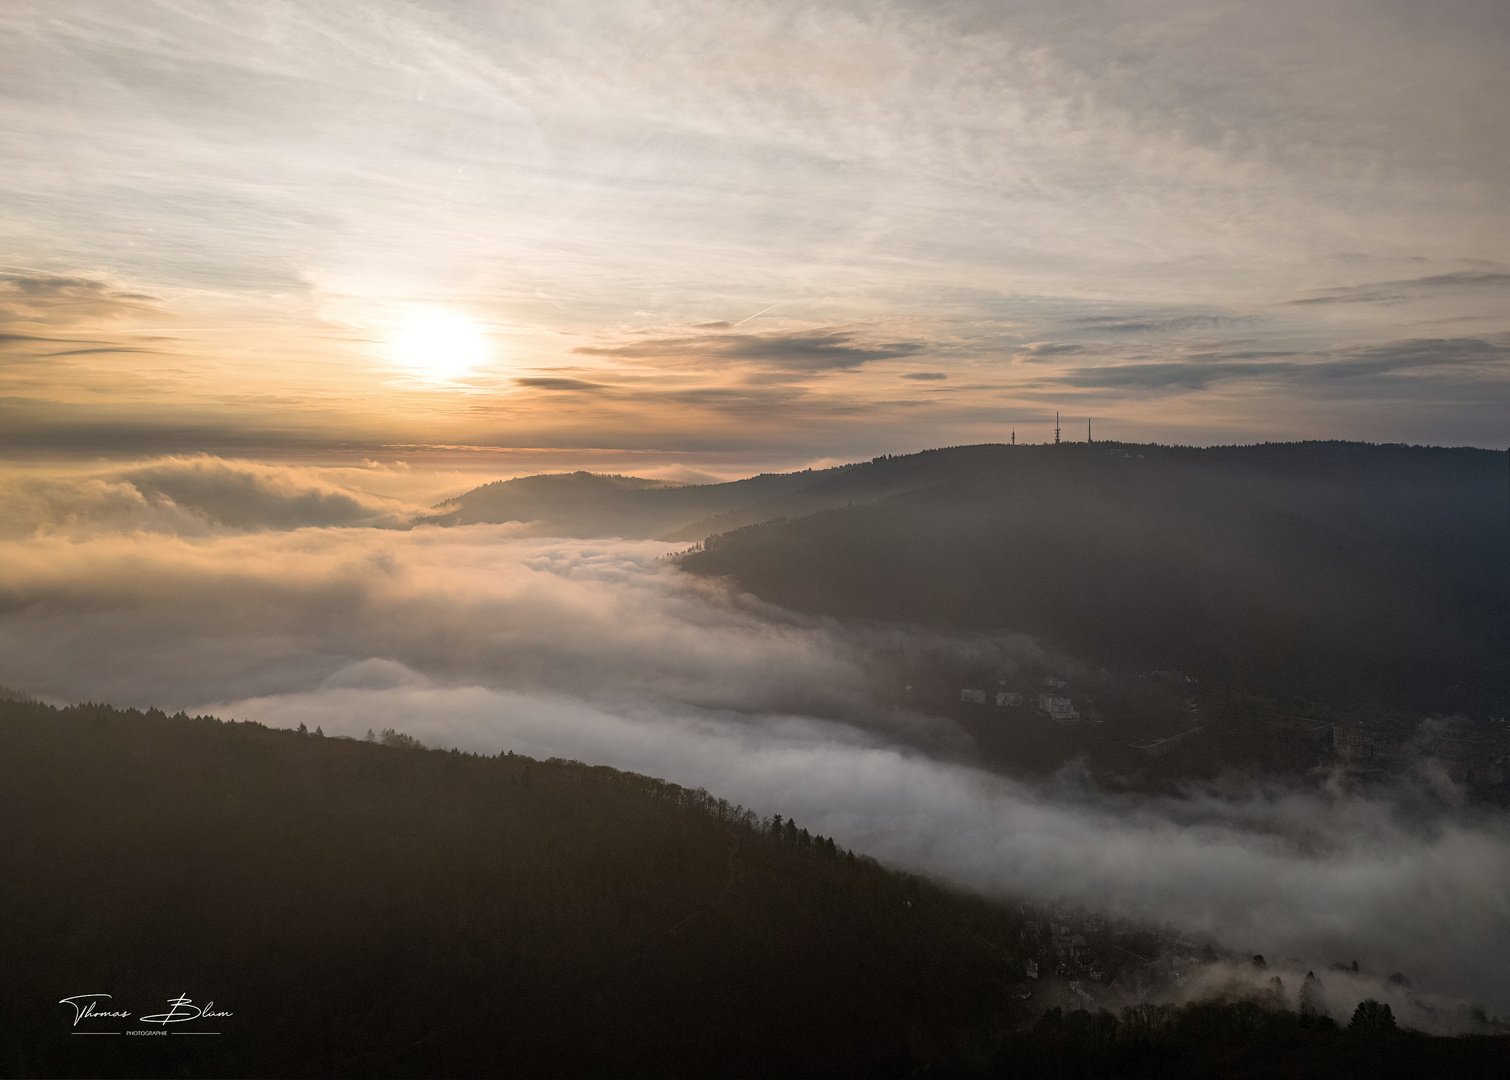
2;1;1507;481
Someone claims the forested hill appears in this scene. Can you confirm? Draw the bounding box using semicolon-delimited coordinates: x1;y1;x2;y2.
426;467;833;538
428;448;1037;540
0;696;1029;1077
678;441;1510;714
5;697;1507;1078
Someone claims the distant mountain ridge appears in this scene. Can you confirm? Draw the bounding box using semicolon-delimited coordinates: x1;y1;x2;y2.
431;439;1509;548
669;441;1510;713
429;451;967;539
427;441;1510;710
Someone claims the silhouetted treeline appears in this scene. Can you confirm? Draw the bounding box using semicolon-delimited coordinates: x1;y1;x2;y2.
4;697;1505;1078
429;467;844;538
681;442;1510;716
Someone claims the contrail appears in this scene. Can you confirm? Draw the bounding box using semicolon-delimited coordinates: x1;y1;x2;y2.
732;300;789;327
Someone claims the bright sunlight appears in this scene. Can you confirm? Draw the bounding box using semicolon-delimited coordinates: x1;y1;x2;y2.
390;308;489;381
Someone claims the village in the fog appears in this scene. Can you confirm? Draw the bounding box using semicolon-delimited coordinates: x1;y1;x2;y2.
935;664;1510;795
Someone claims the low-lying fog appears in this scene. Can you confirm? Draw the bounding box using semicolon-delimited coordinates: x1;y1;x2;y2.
3;457;1507;1027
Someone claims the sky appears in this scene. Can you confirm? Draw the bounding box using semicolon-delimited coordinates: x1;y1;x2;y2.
2;0;1509;473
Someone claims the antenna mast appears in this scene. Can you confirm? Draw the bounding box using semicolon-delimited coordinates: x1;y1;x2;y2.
1088;418;1092;443
1054;411;1061;445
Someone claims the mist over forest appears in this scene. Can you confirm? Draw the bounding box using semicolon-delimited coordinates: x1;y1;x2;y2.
3;443;1509;1071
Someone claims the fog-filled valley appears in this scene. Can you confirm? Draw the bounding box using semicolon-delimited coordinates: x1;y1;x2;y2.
9;3;1510;1072
3;445;1508;1067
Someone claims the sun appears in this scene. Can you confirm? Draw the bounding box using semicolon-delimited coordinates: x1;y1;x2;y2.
390;308;489;381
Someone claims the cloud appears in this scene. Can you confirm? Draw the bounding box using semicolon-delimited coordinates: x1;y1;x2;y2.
0;274;178;393
0;333;89;344
1019;342;1087;359
470;378;838;425
1286;291;1414;307
512;376;608;392
1060;360;1293;391
1288;271;1510;306
902;372;947;380
1072;315;1253;333
575;329;924;372
0;473;219;539
44;346;164;357
0;273;163;326
0;513;1505;1021
121;457;429;530
0;456;429;536
1059;337;1510;392
1317;337;1510;379
1407;270;1510;288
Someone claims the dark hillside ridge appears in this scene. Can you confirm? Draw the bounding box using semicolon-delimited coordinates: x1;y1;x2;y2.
679;442;1510;714
4;698;1505;1078
432;447;1073;540
0;697;1031;1078
427;466;844;537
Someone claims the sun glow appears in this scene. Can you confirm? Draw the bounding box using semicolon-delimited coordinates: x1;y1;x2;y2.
390;308;489;381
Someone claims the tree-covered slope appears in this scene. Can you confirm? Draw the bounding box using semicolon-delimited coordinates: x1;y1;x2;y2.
4;697;1506;1078
680;442;1510;713
428;447;1049;540
427;468;834;538
0;698;1027;1078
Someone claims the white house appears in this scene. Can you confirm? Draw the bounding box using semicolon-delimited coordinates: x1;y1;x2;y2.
1037;693;1079;721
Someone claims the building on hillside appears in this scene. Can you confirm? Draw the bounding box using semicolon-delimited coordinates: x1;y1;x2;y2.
960;688;987;704
1333;722;1403;770
1037;693;1079;721
1412;716;1510;784
1132;726;1204;758
996;691;1024;707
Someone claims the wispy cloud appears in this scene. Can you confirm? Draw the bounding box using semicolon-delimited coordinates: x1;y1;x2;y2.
0;273;163;325
1019;341;1087;359
575;329;924;373
1286;291;1414;307
1287;270;1510;306
44;346;165;357
512;376;608;392
1058;336;1510;393
1071;314;1254;333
